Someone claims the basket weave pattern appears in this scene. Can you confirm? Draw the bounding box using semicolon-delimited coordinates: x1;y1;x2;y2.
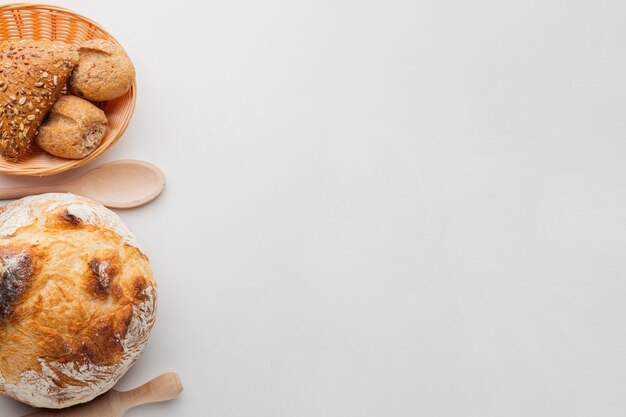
0;3;136;176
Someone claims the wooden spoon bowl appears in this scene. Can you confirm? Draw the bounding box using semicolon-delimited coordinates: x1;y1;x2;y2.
0;160;166;209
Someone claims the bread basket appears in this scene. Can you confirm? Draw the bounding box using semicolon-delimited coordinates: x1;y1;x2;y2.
0;3;136;176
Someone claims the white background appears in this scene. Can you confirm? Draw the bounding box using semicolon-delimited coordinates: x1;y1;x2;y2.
1;0;626;416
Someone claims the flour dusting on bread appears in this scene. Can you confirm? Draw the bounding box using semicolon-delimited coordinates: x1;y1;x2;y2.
0;193;156;408
0;286;156;408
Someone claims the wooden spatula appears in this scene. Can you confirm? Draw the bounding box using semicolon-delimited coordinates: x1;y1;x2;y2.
22;373;183;417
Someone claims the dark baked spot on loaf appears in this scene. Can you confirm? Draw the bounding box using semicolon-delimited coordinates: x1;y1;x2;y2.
77;321;124;366
59;209;81;225
57;312;131;368
133;275;148;300
77;338;98;365
0;249;34;319
87;257;120;297
115;305;134;340
38;327;70;359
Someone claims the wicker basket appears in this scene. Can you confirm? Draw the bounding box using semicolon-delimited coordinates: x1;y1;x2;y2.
0;3;136;176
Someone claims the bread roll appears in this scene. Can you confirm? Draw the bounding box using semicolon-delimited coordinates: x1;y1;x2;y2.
36;95;107;159
68;40;135;101
0;193;157;408
0;40;78;161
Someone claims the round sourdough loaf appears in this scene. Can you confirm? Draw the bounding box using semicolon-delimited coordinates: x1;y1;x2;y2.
0;193;157;408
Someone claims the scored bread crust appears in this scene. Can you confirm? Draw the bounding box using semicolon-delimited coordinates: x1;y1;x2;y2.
0;193;157;408
0;40;78;161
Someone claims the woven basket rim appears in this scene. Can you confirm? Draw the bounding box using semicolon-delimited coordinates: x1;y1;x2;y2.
0;3;137;176
0;3;120;40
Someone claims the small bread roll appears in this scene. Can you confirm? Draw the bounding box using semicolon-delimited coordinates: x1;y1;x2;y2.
36;95;107;159
68;40;135;101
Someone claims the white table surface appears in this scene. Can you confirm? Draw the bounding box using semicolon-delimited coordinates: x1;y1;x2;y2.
1;0;626;415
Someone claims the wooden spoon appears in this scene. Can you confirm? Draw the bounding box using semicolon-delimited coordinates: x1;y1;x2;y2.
0;160;165;209
22;373;183;417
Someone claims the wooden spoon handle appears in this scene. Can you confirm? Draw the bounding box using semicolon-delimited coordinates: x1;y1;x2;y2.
0;184;62;200
118;373;183;411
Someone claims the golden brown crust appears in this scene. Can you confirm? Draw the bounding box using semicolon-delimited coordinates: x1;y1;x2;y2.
35;95;108;159
86;253;122;298
0;40;78;161
0;220;150;376
0;194;156;408
68;40;135;101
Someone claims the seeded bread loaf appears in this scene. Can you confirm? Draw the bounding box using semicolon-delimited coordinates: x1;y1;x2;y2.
0;40;79;161
0;193;157;408
36;95;108;159
69;40;135;101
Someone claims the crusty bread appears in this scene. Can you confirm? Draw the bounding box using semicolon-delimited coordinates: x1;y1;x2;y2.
36;95;108;159
0;40;78;161
0;193;157;409
68;40;135;101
